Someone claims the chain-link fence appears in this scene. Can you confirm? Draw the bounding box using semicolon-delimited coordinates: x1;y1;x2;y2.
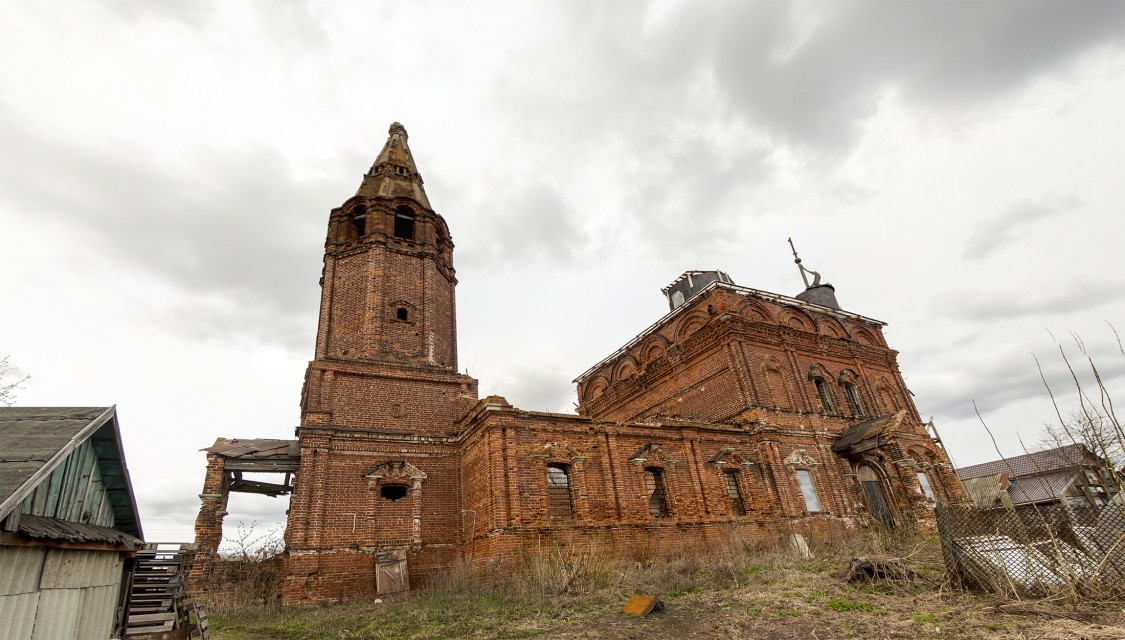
935;501;1124;597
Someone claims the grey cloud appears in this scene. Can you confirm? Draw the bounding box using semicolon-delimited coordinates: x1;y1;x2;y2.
711;1;1125;152
100;0;328;48
915;339;1125;421
964;195;1082;260
461;183;587;269
248;0;330;49
103;0;216;28
490;363;577;414
942;278;1118;322
499;1;1125;160
0;103;334;351
626;134;772;261
484;1;1125;273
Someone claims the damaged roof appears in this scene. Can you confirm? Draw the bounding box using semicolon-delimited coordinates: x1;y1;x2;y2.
832;411;906;455
204;438;299;460
15;513;141;547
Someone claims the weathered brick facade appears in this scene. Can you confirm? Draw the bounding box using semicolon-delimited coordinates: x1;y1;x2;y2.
191;123;963;606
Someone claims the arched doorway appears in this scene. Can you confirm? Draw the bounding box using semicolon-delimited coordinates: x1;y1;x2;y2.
857;464;895;529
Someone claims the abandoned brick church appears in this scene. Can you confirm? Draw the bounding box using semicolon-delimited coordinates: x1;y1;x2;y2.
190;123;961;605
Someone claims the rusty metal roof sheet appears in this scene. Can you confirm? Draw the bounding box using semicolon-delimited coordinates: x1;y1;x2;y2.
15;513;140;547
203;438;299;459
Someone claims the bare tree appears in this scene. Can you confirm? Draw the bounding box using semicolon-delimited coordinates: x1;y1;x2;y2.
0;354;29;406
1037;409;1125;472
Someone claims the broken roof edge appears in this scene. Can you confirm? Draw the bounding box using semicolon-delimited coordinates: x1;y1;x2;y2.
12;513;143;548
574;279;887;384
202;438;300;459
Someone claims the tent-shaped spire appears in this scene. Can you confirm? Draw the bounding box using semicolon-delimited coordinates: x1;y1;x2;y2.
355;122;431;209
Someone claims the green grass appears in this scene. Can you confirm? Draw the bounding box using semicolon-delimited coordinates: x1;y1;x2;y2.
205;532;1124;640
913;612;939;625
826;598;873;612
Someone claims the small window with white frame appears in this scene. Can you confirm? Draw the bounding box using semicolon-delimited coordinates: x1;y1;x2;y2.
795;469;822;512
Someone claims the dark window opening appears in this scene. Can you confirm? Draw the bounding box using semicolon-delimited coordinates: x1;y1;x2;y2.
814;377;835;413
352;211;366;238
843;381;864;416
380;485;408;501
396;307;409;321
395;166;407;175
645;467;670;518
394;207;415;239
724;469;746;516
546;464;574;519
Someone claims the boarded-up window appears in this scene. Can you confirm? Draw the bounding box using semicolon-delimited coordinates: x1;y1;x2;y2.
724;469;746;516
645;468;670;518
795;469;822;512
766;368;789;408
546;464;574;519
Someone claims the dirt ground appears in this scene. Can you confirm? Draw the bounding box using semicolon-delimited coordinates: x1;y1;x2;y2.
552;589;1125;640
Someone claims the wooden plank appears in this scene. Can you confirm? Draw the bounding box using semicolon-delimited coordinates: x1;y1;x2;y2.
223;460;300;472
128;613;176;623
126;620;174;629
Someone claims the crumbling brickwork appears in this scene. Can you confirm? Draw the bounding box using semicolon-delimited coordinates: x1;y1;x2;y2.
192;123;964;606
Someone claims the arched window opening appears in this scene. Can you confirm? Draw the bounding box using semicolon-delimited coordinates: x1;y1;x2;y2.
813;377;835;413
857;465;894;528
795;469;822;513
396;307;409;322
724;469;746;516
843;381;864;416
916;472;935;501
380;484;408;501
546;464;574;519
394;207;415;240
645;467;670;518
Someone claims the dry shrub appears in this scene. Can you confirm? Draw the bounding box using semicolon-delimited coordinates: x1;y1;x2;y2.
428;527;858;602
197;523;285;614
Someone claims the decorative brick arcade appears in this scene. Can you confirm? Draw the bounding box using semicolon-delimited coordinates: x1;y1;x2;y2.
190;123;963;605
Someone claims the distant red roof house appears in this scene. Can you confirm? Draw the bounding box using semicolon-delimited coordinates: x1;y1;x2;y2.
956;444;1114;509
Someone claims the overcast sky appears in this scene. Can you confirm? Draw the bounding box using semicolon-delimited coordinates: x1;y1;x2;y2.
2;0;1124;545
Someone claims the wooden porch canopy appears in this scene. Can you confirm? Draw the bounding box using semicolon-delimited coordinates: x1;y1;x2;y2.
831;410;907;457
203;439;300;497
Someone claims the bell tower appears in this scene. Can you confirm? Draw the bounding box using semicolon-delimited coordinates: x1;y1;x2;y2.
300;123;476;432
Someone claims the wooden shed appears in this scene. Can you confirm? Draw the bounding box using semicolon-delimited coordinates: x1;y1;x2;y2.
0;406;143;640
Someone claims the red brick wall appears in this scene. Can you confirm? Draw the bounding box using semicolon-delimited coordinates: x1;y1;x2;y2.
271;144;964;605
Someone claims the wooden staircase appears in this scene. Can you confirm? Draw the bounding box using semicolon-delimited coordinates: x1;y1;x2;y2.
124;543;209;639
